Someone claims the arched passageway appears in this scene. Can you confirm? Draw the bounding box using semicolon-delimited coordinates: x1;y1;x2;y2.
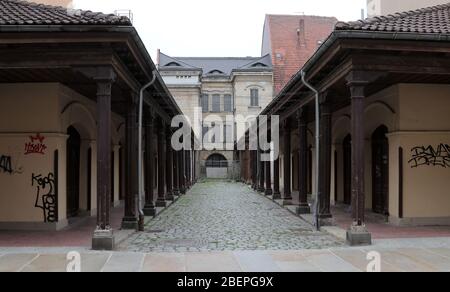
66;126;81;218
371;125;389;215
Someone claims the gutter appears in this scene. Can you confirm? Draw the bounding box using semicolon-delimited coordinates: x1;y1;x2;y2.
137;71;157;232
300;71;320;231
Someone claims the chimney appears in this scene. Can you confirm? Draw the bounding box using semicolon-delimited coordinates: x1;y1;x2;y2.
156;49;161;68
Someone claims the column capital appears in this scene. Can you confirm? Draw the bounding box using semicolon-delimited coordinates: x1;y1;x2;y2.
345;70;384;85
76;66;116;83
296;108;305;121
318;90;329;105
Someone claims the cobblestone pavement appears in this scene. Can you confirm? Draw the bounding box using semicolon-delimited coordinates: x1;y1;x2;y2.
119;180;344;253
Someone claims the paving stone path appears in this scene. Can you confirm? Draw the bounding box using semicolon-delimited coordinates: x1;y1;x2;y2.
119;180;344;252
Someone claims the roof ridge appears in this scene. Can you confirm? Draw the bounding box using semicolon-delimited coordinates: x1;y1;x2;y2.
175;56;259;60
159;52;202;69
336;2;450;29
0;0;132;25
266;14;338;20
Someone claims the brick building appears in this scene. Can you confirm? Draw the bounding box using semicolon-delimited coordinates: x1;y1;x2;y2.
262;15;337;94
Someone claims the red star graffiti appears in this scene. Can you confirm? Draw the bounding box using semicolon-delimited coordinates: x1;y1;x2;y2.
25;133;47;155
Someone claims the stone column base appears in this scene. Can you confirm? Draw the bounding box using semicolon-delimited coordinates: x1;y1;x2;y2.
92;228;115;251
346;225;372;246
173;189;180;196
143;205;156;217
272;192;281;200
296;204;311;214
281;199;293;206
156;199;167;207
265;189;273;196
257;186;265;193
166;193;175;201
180;187;186;194
121;217;138;230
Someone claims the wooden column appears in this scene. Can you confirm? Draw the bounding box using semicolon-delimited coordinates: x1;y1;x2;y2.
156;120;167;207
121;92;139;230
282;120;292;204
186;150;191;188
257;147;265;192
165;128;174;201
265;130;273;196
318;94;332;219
251;150;257;190
143;108;156;216
297;109;310;214
173;150;180;196
273;156;281;199
92;67;116;250
345;71;375;246
180;150;186;194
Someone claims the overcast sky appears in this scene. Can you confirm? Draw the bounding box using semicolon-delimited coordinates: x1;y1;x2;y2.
74;0;366;60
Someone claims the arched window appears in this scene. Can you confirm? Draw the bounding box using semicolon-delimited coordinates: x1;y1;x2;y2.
165;62;181;67
206;154;228;168
251;62;267;68
208;70;224;74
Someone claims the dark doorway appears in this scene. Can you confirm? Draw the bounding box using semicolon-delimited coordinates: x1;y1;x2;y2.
343;134;352;205
372;125;389;215
66;126;81;218
206;153;228;168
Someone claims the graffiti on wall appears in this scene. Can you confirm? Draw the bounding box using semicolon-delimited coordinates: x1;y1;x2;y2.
0;153;24;175
409;144;450;168
0;155;12;173
25;134;47;155
32;172;57;223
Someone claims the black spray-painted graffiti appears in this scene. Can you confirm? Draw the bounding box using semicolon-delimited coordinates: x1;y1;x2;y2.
32;173;57;223
0;153;24;175
0;155;12;173
409;144;450;168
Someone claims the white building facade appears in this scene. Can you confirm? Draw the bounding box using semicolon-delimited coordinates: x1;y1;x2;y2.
158;52;274;178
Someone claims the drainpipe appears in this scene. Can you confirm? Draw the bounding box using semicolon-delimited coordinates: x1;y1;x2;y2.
300;70;321;231
137;70;157;231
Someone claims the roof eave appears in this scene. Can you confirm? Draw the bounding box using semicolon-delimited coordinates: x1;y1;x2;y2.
262;29;450;115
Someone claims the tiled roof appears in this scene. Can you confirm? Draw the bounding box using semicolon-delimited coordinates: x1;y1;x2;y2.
159;52;272;76
336;3;450;33
0;0;131;25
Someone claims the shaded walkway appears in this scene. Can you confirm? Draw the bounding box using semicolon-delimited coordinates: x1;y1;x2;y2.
120;180;343;252
0;206;124;247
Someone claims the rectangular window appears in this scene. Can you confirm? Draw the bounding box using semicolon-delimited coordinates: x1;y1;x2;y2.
202;94;209;113
211;122;216;143
250;89;259;107
224;94;232;112
224;124;233;143
202;126;209;142
212;94;221;112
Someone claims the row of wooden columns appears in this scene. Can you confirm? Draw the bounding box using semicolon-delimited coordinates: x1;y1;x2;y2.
92;67;196;250
124;104;195;227
245;71;373;245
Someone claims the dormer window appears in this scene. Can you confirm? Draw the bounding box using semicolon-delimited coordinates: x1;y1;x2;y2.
165;62;181;67
251;62;267;68
209;70;224;74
